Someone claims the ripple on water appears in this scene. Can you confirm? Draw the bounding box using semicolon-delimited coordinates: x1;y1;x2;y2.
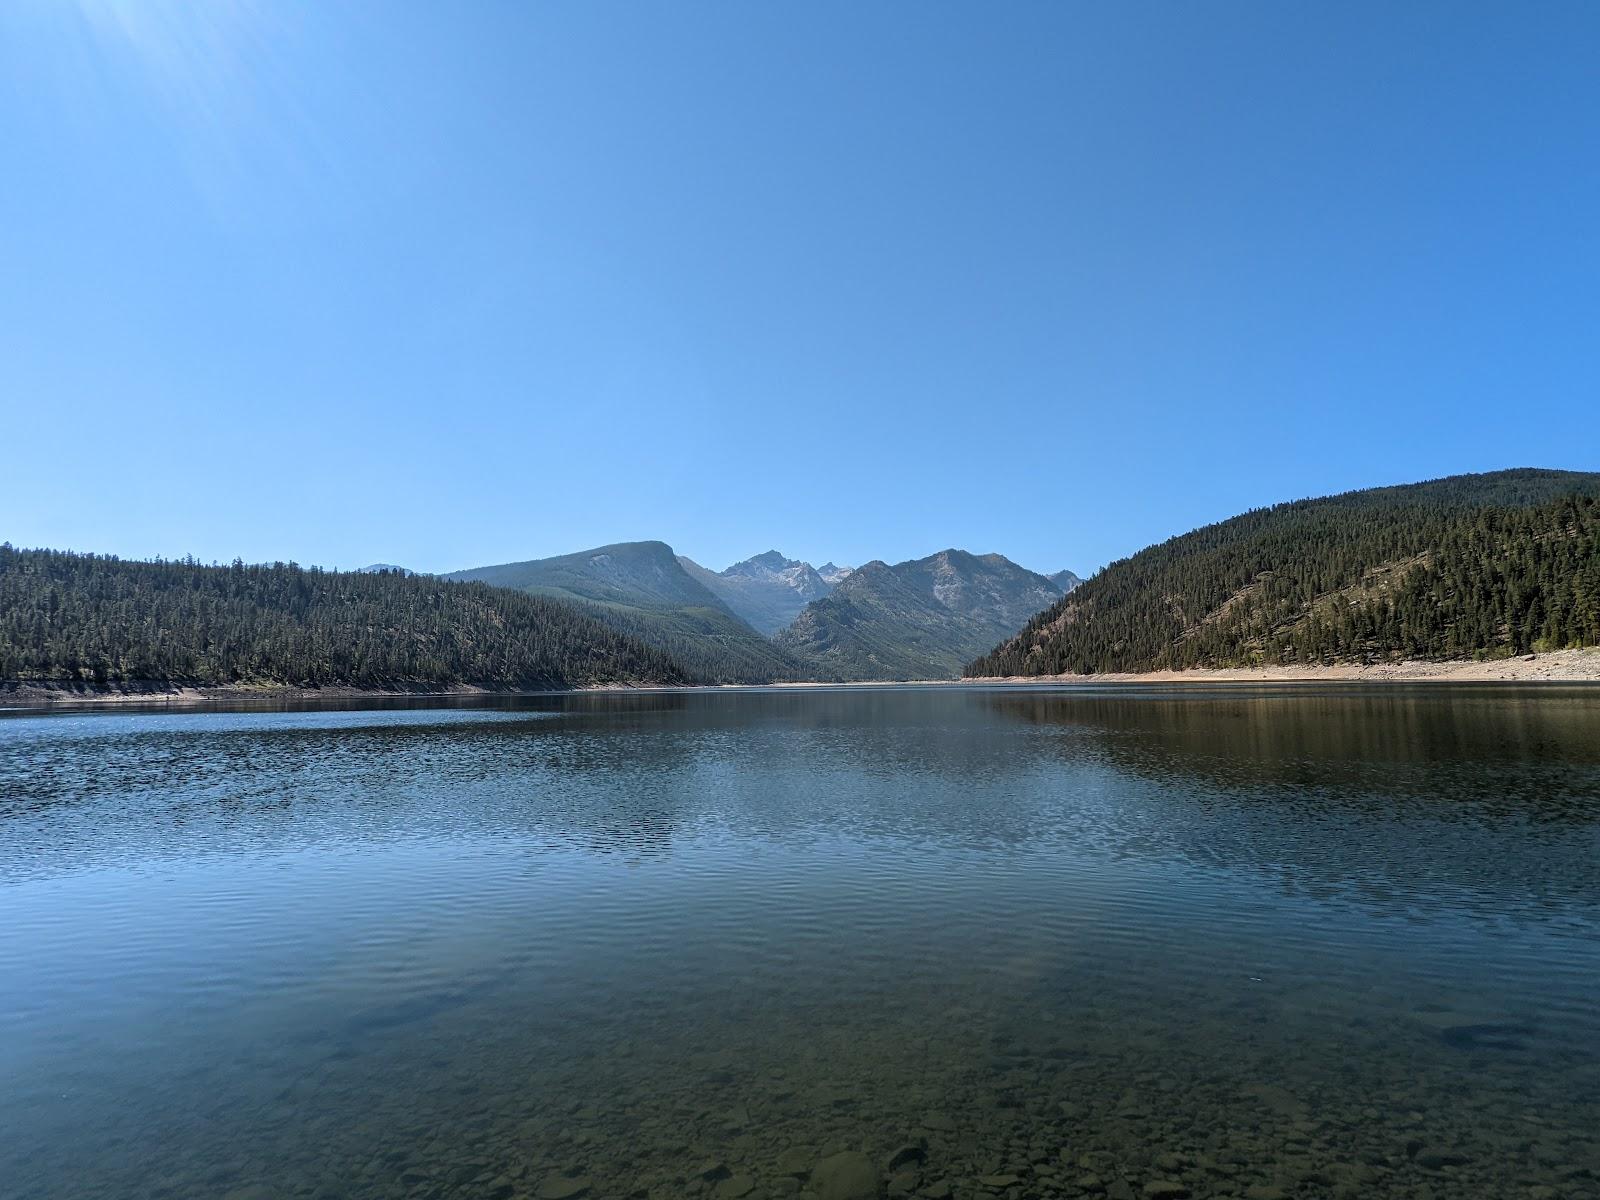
1;686;1598;1199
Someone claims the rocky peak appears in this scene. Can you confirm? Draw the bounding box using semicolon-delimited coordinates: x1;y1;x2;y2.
724;550;801;579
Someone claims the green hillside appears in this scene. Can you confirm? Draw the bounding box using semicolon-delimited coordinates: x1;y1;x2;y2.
0;546;691;689
445;541;811;683
967;469;1600;676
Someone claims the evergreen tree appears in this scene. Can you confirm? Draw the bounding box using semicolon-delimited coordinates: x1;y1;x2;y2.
967;469;1600;676
0;546;695;689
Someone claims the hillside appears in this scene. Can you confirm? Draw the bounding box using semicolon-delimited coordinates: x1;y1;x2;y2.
679;550;836;635
447;540;725;608
444;541;809;683
0;546;691;689
776;549;1067;680
967;468;1600;677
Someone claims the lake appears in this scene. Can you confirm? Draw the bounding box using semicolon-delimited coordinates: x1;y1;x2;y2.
2;685;1598;1200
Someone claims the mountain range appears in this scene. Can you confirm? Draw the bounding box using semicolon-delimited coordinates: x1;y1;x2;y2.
10;467;1596;695
442;542;808;684
446;542;1072;681
777;550;1072;680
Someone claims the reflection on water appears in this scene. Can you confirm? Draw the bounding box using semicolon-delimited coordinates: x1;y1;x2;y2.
2;686;1598;1200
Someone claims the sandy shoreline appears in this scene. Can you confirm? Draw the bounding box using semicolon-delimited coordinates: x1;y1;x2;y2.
972;647;1600;685
5;649;1599;708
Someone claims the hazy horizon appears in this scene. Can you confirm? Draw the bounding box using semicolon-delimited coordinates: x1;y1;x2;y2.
15;462;1595;584
4;534;1080;582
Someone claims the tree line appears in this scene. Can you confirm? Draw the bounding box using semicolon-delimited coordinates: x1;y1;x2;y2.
967;469;1600;676
0;546;693;688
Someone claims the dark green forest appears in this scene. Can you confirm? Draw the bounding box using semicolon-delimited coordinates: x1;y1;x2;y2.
967;469;1600;676
0;547;692;689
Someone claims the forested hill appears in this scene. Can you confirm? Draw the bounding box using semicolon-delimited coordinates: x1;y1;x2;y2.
967;469;1600;677
0;547;692;689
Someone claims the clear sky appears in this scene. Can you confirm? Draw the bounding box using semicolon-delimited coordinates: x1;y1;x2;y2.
3;2;1597;578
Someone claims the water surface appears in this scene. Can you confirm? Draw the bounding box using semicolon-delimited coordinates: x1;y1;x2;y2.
3;686;1598;1200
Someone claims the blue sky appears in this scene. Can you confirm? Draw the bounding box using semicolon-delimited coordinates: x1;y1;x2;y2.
3;2;1597;578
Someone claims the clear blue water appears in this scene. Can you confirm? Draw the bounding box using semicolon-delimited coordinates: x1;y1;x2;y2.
2;686;1598;1200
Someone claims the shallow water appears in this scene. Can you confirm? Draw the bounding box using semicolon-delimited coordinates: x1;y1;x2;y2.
2;685;1598;1200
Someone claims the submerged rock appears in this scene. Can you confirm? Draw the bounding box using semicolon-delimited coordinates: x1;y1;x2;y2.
1240;1083;1307;1119
1416;1147;1471;1170
1412;1008;1534;1050
811;1150;881;1200
885;1142;927;1172
536;1176;591;1200
776;1147;814;1177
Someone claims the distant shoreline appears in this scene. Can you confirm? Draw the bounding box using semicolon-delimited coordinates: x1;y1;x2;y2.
5;648;1600;709
0;680;655;709
969;647;1600;685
